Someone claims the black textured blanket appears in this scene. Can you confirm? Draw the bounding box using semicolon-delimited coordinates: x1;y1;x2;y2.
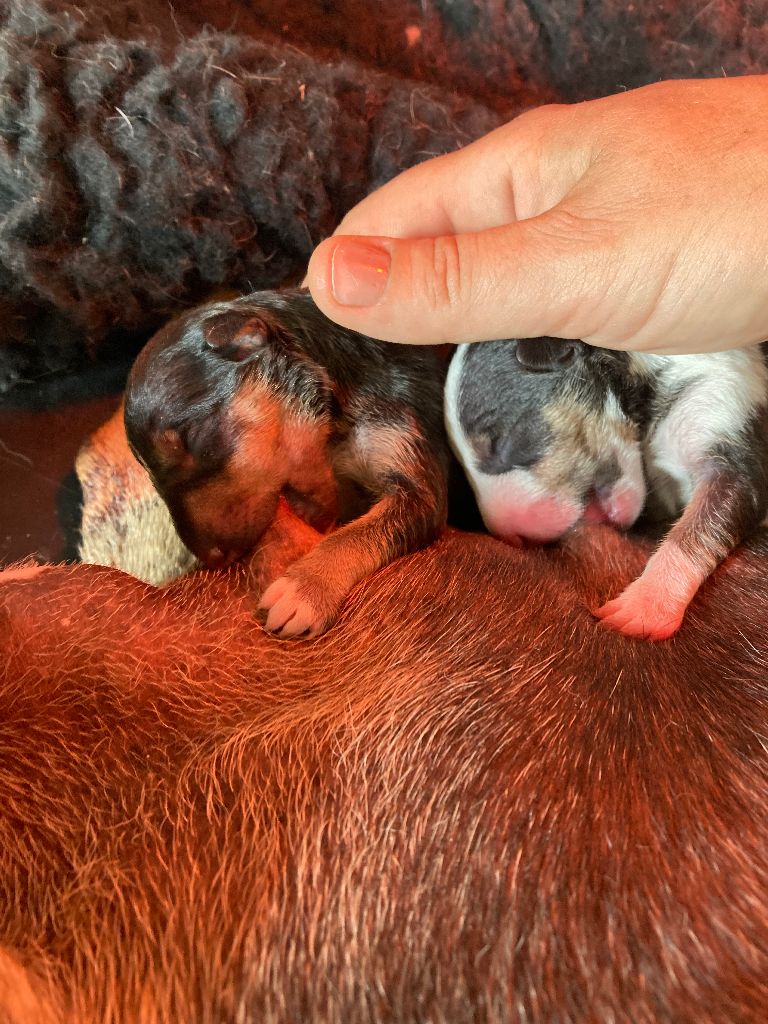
0;0;766;394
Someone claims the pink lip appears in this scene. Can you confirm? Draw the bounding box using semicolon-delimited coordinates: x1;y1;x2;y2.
482;494;582;543
583;496;610;524
583;485;643;529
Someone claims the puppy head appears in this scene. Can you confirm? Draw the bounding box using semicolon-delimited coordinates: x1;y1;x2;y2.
445;338;647;544
124;297;336;567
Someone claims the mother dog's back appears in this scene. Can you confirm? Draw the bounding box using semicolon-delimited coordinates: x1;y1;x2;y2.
1;523;767;1023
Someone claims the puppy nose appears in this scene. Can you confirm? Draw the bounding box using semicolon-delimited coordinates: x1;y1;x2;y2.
202;546;238;569
203;546;226;568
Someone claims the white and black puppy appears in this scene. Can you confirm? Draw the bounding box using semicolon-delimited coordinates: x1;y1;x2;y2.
124;289;451;639
446;338;768;640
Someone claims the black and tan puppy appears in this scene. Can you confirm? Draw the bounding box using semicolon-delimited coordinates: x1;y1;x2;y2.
124;289;450;638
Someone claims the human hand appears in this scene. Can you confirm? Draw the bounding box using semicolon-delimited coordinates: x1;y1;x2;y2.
306;76;768;355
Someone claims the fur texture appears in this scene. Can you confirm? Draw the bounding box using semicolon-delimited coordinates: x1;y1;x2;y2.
0;392;765;1021
3;514;768;1021
0;0;502;395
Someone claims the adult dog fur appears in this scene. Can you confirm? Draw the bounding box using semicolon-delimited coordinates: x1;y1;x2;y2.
1;509;768;1023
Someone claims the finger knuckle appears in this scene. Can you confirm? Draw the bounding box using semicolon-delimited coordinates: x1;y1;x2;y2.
512;102;569;133
415;234;469;314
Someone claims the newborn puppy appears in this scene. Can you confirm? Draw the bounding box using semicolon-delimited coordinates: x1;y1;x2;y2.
446;338;768;640
124;289;449;638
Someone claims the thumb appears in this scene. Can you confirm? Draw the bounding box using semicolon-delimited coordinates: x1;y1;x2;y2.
305;208;618;345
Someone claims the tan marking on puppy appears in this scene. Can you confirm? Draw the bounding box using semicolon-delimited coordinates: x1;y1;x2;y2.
229;379;334;477
336;420;426;491
181;381;338;548
279;410;339;528
179;382;284;546
536;400;638;495
228;380;285;468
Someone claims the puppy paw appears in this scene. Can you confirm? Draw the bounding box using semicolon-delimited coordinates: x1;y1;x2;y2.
595;579;686;641
258;572;341;640
0;562;50;584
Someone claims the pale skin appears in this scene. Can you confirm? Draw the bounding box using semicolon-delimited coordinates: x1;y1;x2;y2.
306;76;768;356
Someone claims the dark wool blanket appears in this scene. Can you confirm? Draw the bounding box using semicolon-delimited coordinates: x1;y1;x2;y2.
1;0;767;394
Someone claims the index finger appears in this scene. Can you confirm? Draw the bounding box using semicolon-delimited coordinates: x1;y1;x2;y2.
333;105;589;239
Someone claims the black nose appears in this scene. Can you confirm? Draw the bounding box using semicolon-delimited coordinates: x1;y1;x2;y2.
515;337;584;371
201;546;242;569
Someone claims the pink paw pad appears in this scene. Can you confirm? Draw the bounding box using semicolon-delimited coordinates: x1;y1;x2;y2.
259;575;324;639
595;580;687;641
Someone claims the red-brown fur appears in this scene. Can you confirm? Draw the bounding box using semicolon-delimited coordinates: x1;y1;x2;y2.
1;511;768;1022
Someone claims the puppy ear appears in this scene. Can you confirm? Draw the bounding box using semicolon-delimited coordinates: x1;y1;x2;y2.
203;313;268;362
515;337;584;371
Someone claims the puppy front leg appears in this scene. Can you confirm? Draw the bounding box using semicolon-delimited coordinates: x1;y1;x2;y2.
243;497;323;595
596;467;764;640
258;483;445;639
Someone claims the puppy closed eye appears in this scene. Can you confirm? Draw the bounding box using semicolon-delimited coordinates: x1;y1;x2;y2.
469;429;543;473
154;428;190;463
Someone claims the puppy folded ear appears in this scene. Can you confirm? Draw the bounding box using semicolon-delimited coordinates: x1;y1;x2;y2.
203;313;268;362
515;337;584;371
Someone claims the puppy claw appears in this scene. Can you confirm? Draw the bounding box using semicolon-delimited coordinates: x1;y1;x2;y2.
259;576;290;609
276;613;319;640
